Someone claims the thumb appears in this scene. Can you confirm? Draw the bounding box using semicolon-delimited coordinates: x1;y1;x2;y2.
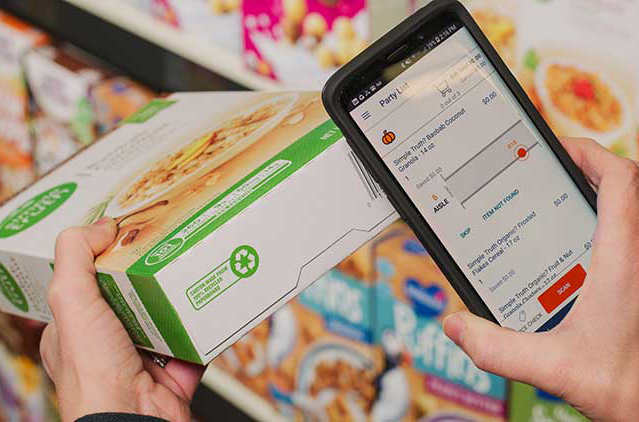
444;311;570;394
48;218;117;319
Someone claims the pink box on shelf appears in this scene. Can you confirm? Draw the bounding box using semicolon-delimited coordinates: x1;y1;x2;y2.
243;0;411;89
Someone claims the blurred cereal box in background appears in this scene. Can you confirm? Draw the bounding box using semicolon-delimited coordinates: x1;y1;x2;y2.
218;222;510;421
212;319;272;401
24;43;154;176
24;44;115;175
214;223;415;421
516;0;639;159
91;77;155;136
242;0;412;88
0;12;48;202
150;0;243;54
509;382;586;422
0;315;58;421
412;1;518;71
373;222;507;421
461;0;517;71
266;261;393;421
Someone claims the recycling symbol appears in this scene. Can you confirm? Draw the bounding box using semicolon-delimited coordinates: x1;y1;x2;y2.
230;245;259;279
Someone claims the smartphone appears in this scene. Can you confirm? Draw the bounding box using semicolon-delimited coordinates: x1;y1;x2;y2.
322;0;598;332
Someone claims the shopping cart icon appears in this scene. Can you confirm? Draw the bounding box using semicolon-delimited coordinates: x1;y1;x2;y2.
435;80;452;97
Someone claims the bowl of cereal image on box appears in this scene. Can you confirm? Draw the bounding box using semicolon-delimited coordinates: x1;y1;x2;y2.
104;92;299;217
293;342;378;421
534;58;635;157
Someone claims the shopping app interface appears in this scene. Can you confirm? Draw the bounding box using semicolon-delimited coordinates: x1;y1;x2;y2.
350;25;596;331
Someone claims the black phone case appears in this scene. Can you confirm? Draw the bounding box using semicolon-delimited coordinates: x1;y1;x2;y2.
322;0;598;324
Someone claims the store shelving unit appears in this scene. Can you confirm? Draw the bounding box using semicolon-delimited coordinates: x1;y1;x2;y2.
62;0;280;91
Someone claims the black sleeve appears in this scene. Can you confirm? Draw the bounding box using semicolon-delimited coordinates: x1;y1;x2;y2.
76;413;169;422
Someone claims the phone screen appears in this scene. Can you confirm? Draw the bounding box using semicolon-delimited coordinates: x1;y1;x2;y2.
346;22;597;332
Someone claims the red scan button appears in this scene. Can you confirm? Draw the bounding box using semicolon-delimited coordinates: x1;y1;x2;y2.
538;264;587;313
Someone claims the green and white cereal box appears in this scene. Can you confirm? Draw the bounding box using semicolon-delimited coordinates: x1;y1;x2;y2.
0;91;395;364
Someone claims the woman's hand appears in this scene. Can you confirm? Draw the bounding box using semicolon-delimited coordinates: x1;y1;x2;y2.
40;219;206;422
444;138;639;422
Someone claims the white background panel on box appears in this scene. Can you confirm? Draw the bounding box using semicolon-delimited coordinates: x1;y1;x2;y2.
159;139;397;359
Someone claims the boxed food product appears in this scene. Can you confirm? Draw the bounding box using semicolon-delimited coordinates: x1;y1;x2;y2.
509;382;586;422
24;44;154;175
412;1;519;67
229;219;507;421
0;341;54;421
242;0;413;88
91;77;155;135
462;0;517;71
373;222;508;421
410;1;518;71
213;226;415;421
267;300;385;421
0;91;396;365
0;12;48;202
267;266;413;421
212;318;272;400
150;0;243;53
517;0;639;159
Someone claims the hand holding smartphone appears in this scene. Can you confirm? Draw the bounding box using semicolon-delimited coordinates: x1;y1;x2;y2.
322;0;597;332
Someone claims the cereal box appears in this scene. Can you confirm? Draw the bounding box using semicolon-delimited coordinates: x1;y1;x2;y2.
0;91;396;364
0;12;48;202
24;44;154;176
212;318;272;400
90;77;155;135
411;1;518;71
374;222;508;421
213;226;415;420
463;0;518;71
150;0;243;53
509;382;586;422
24;44;111;175
517;0;639;159
242;0;413;88
267;265;413;421
0;341;53;421
267;300;385;421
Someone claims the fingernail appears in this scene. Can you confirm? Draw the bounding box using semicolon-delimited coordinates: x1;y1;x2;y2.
94;217;112;226
443;313;466;348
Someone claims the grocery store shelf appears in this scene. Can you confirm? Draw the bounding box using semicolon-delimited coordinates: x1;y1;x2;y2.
202;366;285;422
62;0;280;91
